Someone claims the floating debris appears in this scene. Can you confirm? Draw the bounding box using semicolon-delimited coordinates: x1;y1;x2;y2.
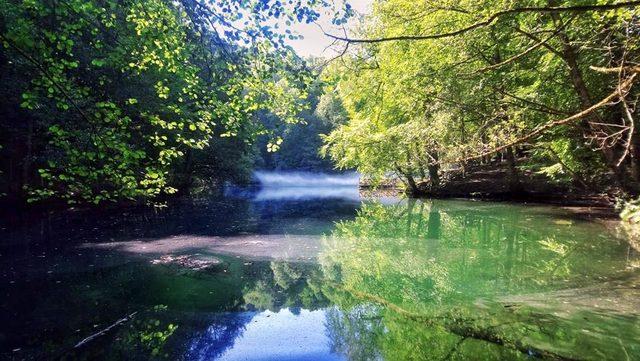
151;254;223;272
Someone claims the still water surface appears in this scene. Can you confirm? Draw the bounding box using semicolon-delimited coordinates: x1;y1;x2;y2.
1;183;639;360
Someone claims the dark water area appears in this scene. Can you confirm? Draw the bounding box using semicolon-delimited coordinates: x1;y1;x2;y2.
1;177;640;360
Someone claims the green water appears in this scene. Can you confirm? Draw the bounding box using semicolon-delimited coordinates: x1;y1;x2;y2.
1;196;639;360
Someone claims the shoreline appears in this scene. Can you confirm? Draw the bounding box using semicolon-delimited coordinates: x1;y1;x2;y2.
359;184;621;222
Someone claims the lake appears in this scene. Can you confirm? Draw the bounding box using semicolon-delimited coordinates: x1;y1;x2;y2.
1;177;639;360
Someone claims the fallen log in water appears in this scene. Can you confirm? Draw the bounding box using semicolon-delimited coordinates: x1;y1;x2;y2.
74;312;138;349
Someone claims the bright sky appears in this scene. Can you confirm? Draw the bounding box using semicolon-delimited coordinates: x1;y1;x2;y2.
287;0;373;58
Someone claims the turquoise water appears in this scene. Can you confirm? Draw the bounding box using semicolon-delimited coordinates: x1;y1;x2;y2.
1;191;639;360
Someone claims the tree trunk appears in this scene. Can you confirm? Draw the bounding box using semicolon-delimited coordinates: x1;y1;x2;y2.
629;127;640;191
396;166;419;195
427;151;440;190
505;147;522;193
406;173;418;195
418;164;427;180
551;12;626;186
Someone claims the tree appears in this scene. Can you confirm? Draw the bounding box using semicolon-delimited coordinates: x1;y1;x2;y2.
321;0;640;195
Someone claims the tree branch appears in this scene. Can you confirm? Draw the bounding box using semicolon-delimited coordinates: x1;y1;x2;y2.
325;2;640;44
471;17;576;74
434;72;638;166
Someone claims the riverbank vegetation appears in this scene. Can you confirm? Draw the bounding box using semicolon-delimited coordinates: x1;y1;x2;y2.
2;0;640;211
0;0;347;206
320;1;640;203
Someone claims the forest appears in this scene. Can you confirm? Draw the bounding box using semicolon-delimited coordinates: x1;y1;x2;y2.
321;1;640;206
3;1;640;359
1;0;640;214
0;0;349;206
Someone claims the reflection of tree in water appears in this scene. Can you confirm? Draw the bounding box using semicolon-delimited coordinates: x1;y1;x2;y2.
184;312;256;361
324;305;384;361
272;261;303;289
174;262;320;359
324;200;637;305
323;304;528;361
91;259;329;359
242;261;329;311
75;199;640;360
317;199;640;360
182;260;330;359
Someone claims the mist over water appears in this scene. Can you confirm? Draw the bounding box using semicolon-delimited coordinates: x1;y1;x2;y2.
254;171;360;187
254;186;361;201
253;171;361;201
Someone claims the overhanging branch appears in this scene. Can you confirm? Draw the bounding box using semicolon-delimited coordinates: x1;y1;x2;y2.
325;2;640;44
434;71;638;166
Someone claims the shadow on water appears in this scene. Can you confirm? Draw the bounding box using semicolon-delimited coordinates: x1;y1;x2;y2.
1;175;640;360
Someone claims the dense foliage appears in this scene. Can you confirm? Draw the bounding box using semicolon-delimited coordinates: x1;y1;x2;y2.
5;0;638;205
257;68;349;172
321;0;640;195
0;0;348;205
